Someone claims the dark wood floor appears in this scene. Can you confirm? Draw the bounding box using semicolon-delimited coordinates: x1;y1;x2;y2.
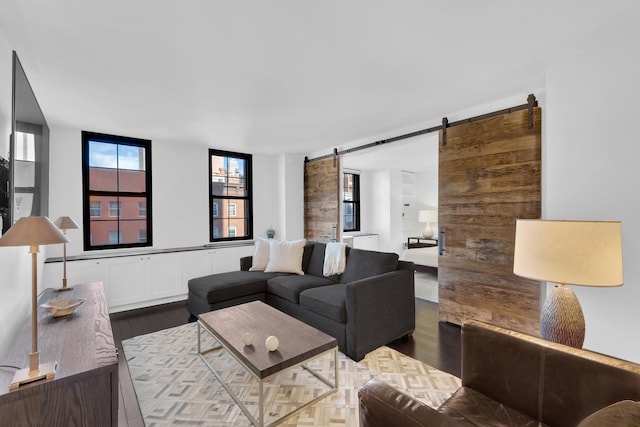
110;298;461;427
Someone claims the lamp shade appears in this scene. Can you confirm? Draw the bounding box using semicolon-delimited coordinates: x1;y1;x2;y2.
418;210;437;223
0;216;69;247
513;219;623;287
54;216;80;231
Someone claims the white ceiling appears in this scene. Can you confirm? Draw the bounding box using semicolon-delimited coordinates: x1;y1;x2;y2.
1;1;635;167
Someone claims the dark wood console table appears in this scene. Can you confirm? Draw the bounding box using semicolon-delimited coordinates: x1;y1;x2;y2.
0;282;118;426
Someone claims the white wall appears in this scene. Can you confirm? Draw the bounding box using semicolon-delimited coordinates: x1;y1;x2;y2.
46;126;288;258
0;38;48;358
545;20;640;362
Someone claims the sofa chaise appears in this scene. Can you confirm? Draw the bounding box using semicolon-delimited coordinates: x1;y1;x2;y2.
188;241;416;361
358;319;640;426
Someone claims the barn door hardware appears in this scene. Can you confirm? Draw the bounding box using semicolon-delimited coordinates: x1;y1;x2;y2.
441;117;449;146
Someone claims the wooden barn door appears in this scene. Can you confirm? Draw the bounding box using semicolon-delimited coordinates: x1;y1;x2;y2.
304;157;341;242
438;107;542;335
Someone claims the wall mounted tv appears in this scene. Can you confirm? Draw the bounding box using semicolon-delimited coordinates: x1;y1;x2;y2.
1;51;50;234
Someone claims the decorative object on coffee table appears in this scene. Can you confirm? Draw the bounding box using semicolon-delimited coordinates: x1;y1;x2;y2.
265;335;279;351
513;219;623;348
0;216;68;389
243;332;254;346
53;215;80;291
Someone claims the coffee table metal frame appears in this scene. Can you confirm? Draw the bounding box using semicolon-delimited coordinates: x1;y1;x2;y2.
197;320;339;427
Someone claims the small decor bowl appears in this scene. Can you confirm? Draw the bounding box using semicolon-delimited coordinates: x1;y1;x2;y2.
40;298;84;317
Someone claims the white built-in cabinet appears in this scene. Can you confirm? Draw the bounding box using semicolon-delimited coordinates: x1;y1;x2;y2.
43;245;254;313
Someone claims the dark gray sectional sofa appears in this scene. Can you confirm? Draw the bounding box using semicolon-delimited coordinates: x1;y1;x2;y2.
187;242;416;361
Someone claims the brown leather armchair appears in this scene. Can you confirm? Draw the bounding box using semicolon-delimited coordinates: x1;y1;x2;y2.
359;320;640;426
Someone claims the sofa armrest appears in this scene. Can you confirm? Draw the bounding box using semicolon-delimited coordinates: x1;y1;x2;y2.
345;269;415;361
359;379;467;427
240;256;252;271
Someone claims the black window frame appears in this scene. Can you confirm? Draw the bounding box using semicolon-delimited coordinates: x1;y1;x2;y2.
343;172;360;232
208;148;253;242
81;131;153;251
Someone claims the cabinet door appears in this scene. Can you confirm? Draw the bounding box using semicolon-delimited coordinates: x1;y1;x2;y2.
212;245;254;274
145;253;182;300
182;250;214;293
43;259;104;289
102;256;145;307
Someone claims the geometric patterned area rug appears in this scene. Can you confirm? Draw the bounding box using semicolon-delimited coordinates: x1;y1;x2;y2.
123;323;461;426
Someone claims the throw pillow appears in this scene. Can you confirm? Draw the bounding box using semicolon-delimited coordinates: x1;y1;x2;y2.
249;238;270;271
264;239;307;275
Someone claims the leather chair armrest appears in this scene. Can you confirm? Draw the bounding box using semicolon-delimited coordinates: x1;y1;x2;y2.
358;379;468;427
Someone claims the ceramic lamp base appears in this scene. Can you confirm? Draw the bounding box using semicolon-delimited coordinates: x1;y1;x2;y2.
422;224;434;239
540;284;585;348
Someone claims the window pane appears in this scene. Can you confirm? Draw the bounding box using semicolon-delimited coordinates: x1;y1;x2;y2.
138;201;146;217
89;165;118;192
211;154;248;197
88;141;117;168
118;169;146;193
90;220;119;247
120;219;146;245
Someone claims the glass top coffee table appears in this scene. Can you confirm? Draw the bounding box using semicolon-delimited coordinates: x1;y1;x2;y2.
197;301;339;426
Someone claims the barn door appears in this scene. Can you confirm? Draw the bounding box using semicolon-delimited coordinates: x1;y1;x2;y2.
438;107;542;335
304;156;341;242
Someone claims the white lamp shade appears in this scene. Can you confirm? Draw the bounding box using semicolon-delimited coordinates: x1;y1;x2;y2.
54;216;80;231
513;219;623;287
418;210;437;223
0;216;69;247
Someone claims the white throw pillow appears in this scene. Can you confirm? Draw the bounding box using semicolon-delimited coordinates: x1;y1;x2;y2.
264;239;306;275
249;238;270;271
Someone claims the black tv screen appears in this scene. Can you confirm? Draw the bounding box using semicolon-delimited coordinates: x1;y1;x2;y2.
2;51;50;234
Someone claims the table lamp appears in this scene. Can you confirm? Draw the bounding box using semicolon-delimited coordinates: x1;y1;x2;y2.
53;216;79;291
513;219;623;348
418;210;437;239
0;216;69;390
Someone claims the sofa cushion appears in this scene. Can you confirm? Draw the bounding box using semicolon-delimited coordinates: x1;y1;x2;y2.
265;239;306;274
438;387;544;427
188;271;286;304
267;275;335;304
578;400;640;427
340;249;399;284
299;284;347;323
307;242;327;277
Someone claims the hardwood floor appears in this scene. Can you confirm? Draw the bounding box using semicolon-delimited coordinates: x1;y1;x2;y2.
110;298;461;427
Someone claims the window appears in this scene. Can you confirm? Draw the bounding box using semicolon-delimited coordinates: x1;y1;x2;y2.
109;201;121;217
209;149;252;242
108;230;122;245
82;131;152;250
89;201;102;217
343;172;360;232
